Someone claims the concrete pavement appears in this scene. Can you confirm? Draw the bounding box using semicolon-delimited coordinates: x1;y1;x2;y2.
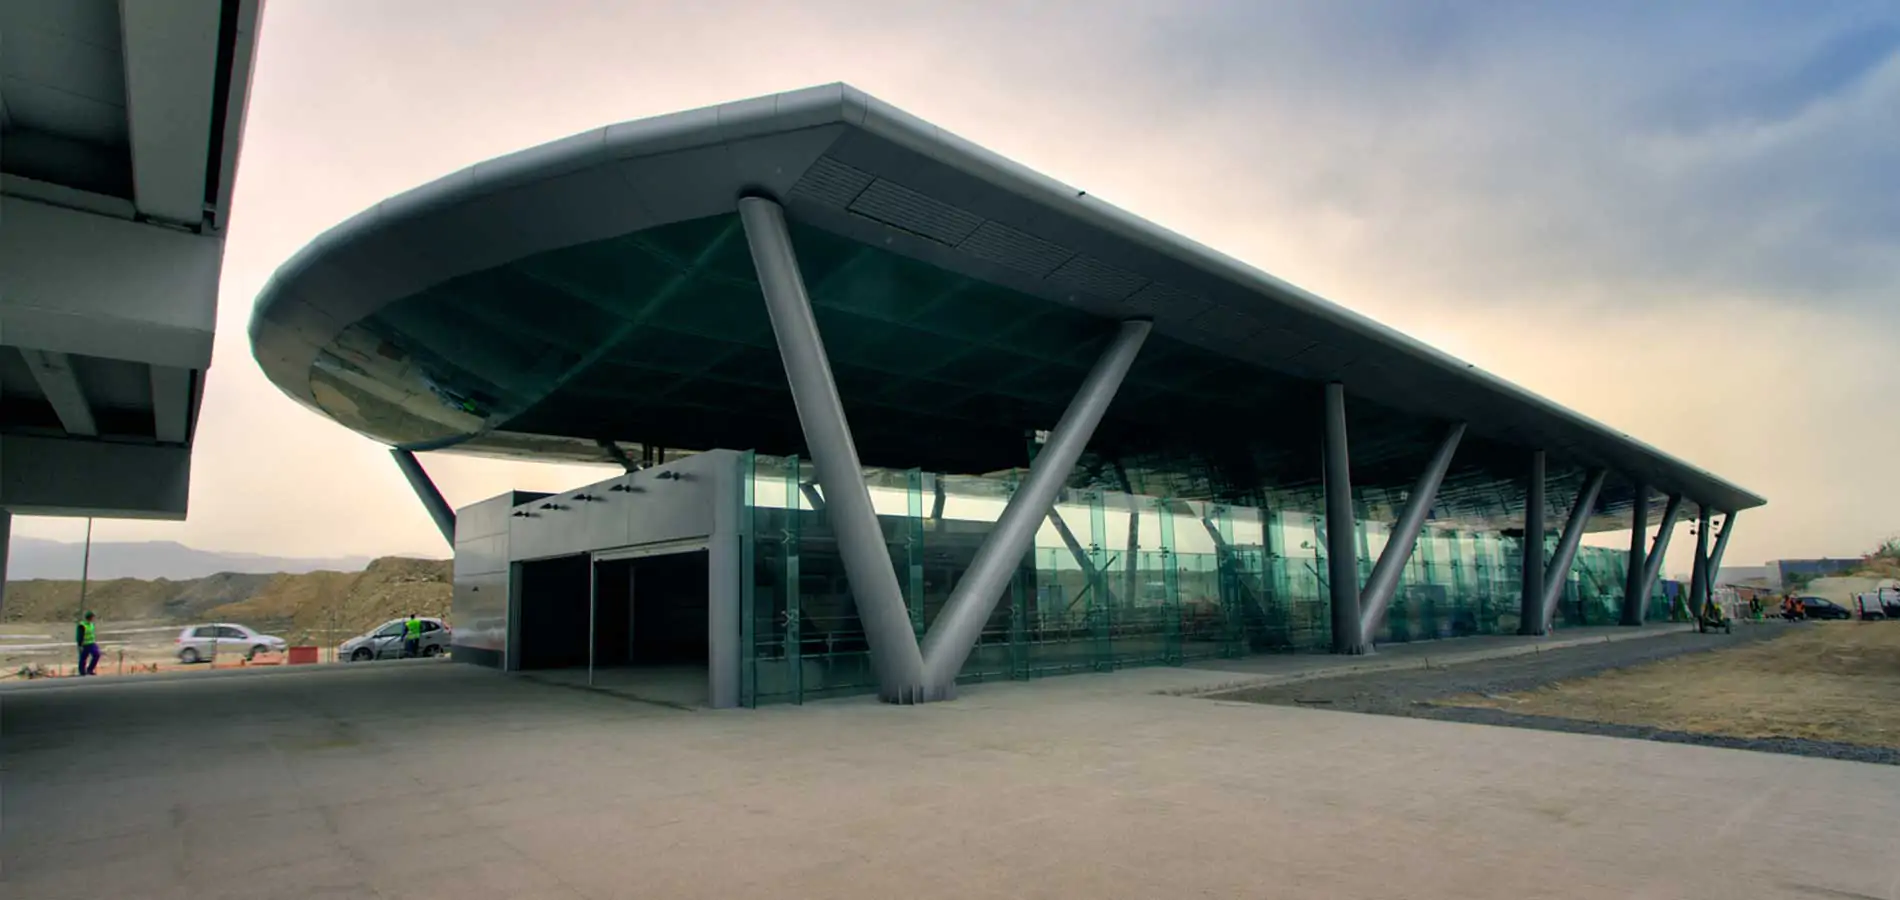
3;639;1894;900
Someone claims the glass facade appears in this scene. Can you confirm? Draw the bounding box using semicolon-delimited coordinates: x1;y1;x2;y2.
739;452;1667;707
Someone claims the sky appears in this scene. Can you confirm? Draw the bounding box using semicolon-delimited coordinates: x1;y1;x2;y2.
15;0;1899;576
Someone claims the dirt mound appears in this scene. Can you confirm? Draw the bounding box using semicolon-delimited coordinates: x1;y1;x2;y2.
200;557;451;647
1;577;182;623
5;558;452;648
163;572;277;620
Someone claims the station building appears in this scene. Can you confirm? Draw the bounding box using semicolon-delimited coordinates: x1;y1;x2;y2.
250;85;1764;707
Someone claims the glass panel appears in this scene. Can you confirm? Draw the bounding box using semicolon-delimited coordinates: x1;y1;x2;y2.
735;452;1639;705
739;450;756;708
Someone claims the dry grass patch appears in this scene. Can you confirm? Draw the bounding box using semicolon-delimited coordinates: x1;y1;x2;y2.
1442;624;1900;748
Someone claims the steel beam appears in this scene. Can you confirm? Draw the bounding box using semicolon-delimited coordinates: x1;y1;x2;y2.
739;196;927;703
1622;484;1651;625
1321;383;1367;654
390;449;456;546
120;0;222;225
1359;423;1466;640
919;320;1151;697
1518;450;1548;635
150;365;194;444
1539;468;1607;631
1639;494;1684;604
20;349;98;437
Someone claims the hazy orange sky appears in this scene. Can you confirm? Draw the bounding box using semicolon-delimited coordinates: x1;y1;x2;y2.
15;0;1898;577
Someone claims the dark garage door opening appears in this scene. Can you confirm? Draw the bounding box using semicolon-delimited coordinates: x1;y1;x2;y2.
515;554;592;670
515;549;710;706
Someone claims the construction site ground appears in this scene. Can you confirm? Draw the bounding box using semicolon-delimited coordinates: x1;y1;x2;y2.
1208;622;1900;765
2;619;314;679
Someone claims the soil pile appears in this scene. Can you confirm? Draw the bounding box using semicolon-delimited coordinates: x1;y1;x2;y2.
4;558;452;646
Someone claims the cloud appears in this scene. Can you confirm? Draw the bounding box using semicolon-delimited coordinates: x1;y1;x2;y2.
1100;2;1900;322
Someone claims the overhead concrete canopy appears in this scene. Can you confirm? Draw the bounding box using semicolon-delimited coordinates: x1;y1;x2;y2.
250;84;1763;531
0;0;263;518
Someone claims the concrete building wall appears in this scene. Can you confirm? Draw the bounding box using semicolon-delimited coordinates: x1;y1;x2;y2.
450;451;744;706
450;493;517;669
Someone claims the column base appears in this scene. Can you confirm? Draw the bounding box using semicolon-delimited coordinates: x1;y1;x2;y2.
881;681;956;704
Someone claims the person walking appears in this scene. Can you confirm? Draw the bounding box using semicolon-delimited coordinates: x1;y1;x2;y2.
402;614;422;659
75;611;101;676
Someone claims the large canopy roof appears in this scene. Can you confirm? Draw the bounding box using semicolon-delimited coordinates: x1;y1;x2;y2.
250;83;1763;529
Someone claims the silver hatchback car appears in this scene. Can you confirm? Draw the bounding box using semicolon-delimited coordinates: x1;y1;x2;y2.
339;617;451;662
177;623;287;664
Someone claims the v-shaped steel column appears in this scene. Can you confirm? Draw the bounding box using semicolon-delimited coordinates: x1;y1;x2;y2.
743;195;1148;703
1638;493;1684;605
1689;508;1712;620
1539;468;1606;631
1359;423;1466;640
740;197;928;703
919;319;1150;698
1707;511;1737;586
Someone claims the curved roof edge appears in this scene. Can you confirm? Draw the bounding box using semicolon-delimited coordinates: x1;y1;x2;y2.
250;82;1764;513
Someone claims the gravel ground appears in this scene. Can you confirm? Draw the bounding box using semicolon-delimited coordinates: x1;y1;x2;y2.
1208;627;1900;766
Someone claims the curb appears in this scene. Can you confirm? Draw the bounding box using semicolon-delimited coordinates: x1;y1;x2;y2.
1158;625;1697;699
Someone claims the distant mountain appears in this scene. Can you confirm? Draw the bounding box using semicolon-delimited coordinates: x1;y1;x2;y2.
2;538;412;582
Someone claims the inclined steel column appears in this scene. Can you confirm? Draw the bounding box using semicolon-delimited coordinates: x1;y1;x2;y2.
1539;468;1607;631
1622;484;1651;625
391;449;456;546
596;439;638;473
1200;513;1270;633
919;320;1151;698
1689;508;1711;620
1518;450;1548;635
1359;423;1466;640
1707;512;1737;585
739;196;927;703
1638;494;1684;604
1048;508;1113;604
1321;383;1366;654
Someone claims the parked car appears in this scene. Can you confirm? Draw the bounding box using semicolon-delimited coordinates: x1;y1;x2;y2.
339;617;451;662
177;623;287;663
1854;589;1900;620
1795;596;1853;621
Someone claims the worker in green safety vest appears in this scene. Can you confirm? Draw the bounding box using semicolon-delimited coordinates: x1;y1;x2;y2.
403;614;423;659
75;611;101;676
